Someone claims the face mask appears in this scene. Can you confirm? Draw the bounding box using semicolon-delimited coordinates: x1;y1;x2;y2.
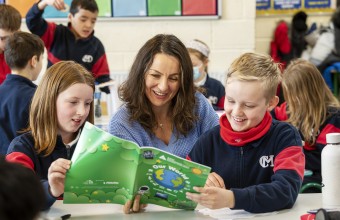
193;66;201;81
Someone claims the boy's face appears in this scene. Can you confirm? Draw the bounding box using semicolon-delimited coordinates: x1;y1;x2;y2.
224;77;277;132
0;29;14;53
68;8;98;39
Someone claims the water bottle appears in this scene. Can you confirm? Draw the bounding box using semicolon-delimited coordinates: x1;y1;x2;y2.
322;133;340;208
94;86;102;118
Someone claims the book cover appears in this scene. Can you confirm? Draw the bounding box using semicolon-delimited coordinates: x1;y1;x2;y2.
64;122;211;210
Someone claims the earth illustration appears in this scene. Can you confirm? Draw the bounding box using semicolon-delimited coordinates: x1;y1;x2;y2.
152;169;185;190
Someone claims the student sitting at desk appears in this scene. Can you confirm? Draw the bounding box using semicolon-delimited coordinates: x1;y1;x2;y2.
186;53;305;213
271;59;340;192
6;61;95;209
0;158;45;220
0;4;21;85
186;39;225;110
0;32;45;156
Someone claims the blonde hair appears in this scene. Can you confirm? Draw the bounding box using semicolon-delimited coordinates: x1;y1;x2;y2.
282;59;340;145
227;52;282;102
28;61;95;156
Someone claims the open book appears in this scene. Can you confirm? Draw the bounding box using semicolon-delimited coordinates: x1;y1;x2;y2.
64;122;211;210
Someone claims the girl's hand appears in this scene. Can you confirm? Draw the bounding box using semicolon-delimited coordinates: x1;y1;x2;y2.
48;158;71;197
186;186;235;209
123;195;147;214
205;172;225;188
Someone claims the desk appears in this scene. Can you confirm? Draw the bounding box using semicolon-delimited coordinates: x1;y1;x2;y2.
44;193;321;219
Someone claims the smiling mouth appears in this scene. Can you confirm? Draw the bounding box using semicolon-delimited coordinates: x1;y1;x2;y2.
153;91;166;96
232;116;246;122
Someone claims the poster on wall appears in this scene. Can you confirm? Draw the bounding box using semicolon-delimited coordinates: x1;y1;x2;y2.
257;0;335;16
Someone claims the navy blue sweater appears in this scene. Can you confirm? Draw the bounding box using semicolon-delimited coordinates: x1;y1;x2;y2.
0;75;36;155
26;3;111;85
189;114;304;213
6;132;76;209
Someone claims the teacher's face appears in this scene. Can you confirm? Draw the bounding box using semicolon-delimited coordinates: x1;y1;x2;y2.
145;53;181;111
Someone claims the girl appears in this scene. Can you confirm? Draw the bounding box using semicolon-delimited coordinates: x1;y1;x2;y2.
186;39;225;110
6;61;95;209
272;59;340;192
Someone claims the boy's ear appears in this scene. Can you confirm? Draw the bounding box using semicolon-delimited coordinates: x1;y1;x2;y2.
267;96;279;111
68;13;73;21
30;55;38;68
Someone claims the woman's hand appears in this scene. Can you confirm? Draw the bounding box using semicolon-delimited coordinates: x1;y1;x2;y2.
48;158;71;197
205;172;225;188
123;195;147;214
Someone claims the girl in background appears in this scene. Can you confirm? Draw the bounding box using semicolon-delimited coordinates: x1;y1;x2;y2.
186;39;225;110
272;59;340;192
6;61;95;209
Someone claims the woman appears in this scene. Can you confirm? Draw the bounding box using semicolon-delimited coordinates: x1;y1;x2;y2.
109;34;219;160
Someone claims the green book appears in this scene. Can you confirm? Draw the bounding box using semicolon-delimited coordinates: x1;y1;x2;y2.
64;122;211;210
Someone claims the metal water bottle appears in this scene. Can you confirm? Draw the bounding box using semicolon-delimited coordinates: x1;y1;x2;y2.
322;133;340;208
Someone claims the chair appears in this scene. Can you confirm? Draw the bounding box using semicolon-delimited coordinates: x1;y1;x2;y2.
322;62;340;97
300;182;322;193
300;169;322;193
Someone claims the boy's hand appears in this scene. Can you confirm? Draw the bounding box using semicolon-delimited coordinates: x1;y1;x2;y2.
48;158;71;197
40;0;66;11
123;195;147;214
186;187;235;209
205;172;225;188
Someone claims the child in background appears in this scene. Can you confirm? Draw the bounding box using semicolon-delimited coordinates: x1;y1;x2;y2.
0;158;45;220
186;39;225;110
272;59;340;192
26;0;112;93
6;61;95;209
0;4;21;84
0;32;45;155
186;53;305;213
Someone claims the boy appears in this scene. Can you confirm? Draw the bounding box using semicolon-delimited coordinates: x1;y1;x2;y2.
0;158;45;220
26;0;111;93
186;53;305;213
0;32;45;155
0;5;21;84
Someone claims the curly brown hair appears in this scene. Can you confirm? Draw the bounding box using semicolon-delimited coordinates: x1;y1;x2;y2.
118;34;198;137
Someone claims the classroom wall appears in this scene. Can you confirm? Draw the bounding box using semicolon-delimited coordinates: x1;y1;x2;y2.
255;13;333;55
21;0;255;84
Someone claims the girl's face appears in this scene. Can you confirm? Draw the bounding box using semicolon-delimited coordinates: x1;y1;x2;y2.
189;53;207;82
145;53;181;112
56;83;93;142
224;78;277;132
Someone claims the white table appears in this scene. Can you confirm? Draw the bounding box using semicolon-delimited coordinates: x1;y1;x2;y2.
43;193;322;220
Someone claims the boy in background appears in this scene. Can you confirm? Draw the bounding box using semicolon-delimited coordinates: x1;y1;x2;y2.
26;0;111;93
186;53;305;213
0;32;45;155
0;4;21;85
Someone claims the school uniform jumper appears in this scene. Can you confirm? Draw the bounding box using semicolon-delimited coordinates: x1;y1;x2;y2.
0;75;37;155
108;92;220;158
6;133;76;210
201;74;225;110
25;3;111;84
188;112;305;213
272;102;340;186
0;53;11;84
